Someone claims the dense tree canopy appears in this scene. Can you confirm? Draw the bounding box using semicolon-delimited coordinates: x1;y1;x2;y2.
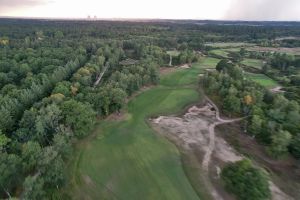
1;18;300;199
204;55;300;159
221;159;271;200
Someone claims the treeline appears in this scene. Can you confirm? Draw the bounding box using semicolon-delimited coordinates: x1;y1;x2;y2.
0;37;161;198
2;19;300;51
0;58;85;133
203;60;300;159
174;50;200;66
232;48;300;104
258;52;300;103
1;18;300;199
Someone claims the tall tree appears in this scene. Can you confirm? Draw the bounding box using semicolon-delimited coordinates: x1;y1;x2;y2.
21;141;41;173
22;175;45;200
0;153;21;197
268;130;292;158
61;100;96;138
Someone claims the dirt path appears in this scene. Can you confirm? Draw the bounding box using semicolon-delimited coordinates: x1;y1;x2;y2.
94;63;109;87
270;86;284;93
151;97;292;200
151;99;244;200
202;97;244;171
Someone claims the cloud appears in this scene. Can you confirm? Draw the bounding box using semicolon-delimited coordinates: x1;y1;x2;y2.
0;0;51;13
225;0;300;21
0;0;299;20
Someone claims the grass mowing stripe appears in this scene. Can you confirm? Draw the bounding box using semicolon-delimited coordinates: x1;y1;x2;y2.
66;57;219;200
245;72;279;88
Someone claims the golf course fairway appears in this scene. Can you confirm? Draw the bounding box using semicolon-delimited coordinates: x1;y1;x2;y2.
68;59;218;200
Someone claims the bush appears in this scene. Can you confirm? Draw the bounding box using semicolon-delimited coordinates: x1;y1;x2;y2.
221;159;271;200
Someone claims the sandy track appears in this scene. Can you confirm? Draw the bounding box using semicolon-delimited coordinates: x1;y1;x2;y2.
151;97;292;200
202;97;244;171
94;64;109;87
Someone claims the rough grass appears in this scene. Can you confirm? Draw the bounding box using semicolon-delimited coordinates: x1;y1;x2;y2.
66;58;215;200
245;72;279;88
167;50;180;56
209;49;229;58
247;47;300;56
226;47;241;52
242;58;264;69
205;42;255;48
200;57;220;69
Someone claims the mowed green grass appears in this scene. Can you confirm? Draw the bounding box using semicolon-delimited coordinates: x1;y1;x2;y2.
160;57;219;87
201;57;220;68
245;72;279;88
242;58;264;69
209;49;229;58
67;58;213;200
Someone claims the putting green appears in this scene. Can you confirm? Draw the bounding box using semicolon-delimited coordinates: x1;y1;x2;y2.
245;72;279;88
67;58;216;200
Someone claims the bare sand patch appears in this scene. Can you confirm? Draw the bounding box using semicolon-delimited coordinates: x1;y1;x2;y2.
179;64;191;69
270;86;284;93
150;98;292;200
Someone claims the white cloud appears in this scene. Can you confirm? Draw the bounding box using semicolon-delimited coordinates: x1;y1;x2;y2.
0;0;300;20
225;0;300;21
1;0;231;19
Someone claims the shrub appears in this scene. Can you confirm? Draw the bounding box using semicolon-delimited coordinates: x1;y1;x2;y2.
221;159;271;200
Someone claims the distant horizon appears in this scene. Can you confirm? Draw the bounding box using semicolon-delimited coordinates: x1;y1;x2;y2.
1;16;300;23
1;0;300;21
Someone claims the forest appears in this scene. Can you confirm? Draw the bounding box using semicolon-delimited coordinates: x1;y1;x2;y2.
1;18;300;199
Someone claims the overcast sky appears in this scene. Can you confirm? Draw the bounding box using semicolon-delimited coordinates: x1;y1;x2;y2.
0;0;300;21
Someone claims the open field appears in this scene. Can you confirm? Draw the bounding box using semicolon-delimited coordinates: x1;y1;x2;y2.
167;50;180;56
225;47;241;52
248;46;300;55
200;57;220;68
66;59;216;200
209;49;229;58
245;72;279;88
241;58;265;69
160;57;219;87
275;36;300;41
205;42;255;48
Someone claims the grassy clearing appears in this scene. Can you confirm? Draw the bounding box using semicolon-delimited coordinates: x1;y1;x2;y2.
226;47;241;52
247;47;300;56
200;57;220;68
205;42;255;48
245;72;279;88
66;58;215;200
209;49;229;58
160;57;219;87
167;50;180;56
242;58;265;69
